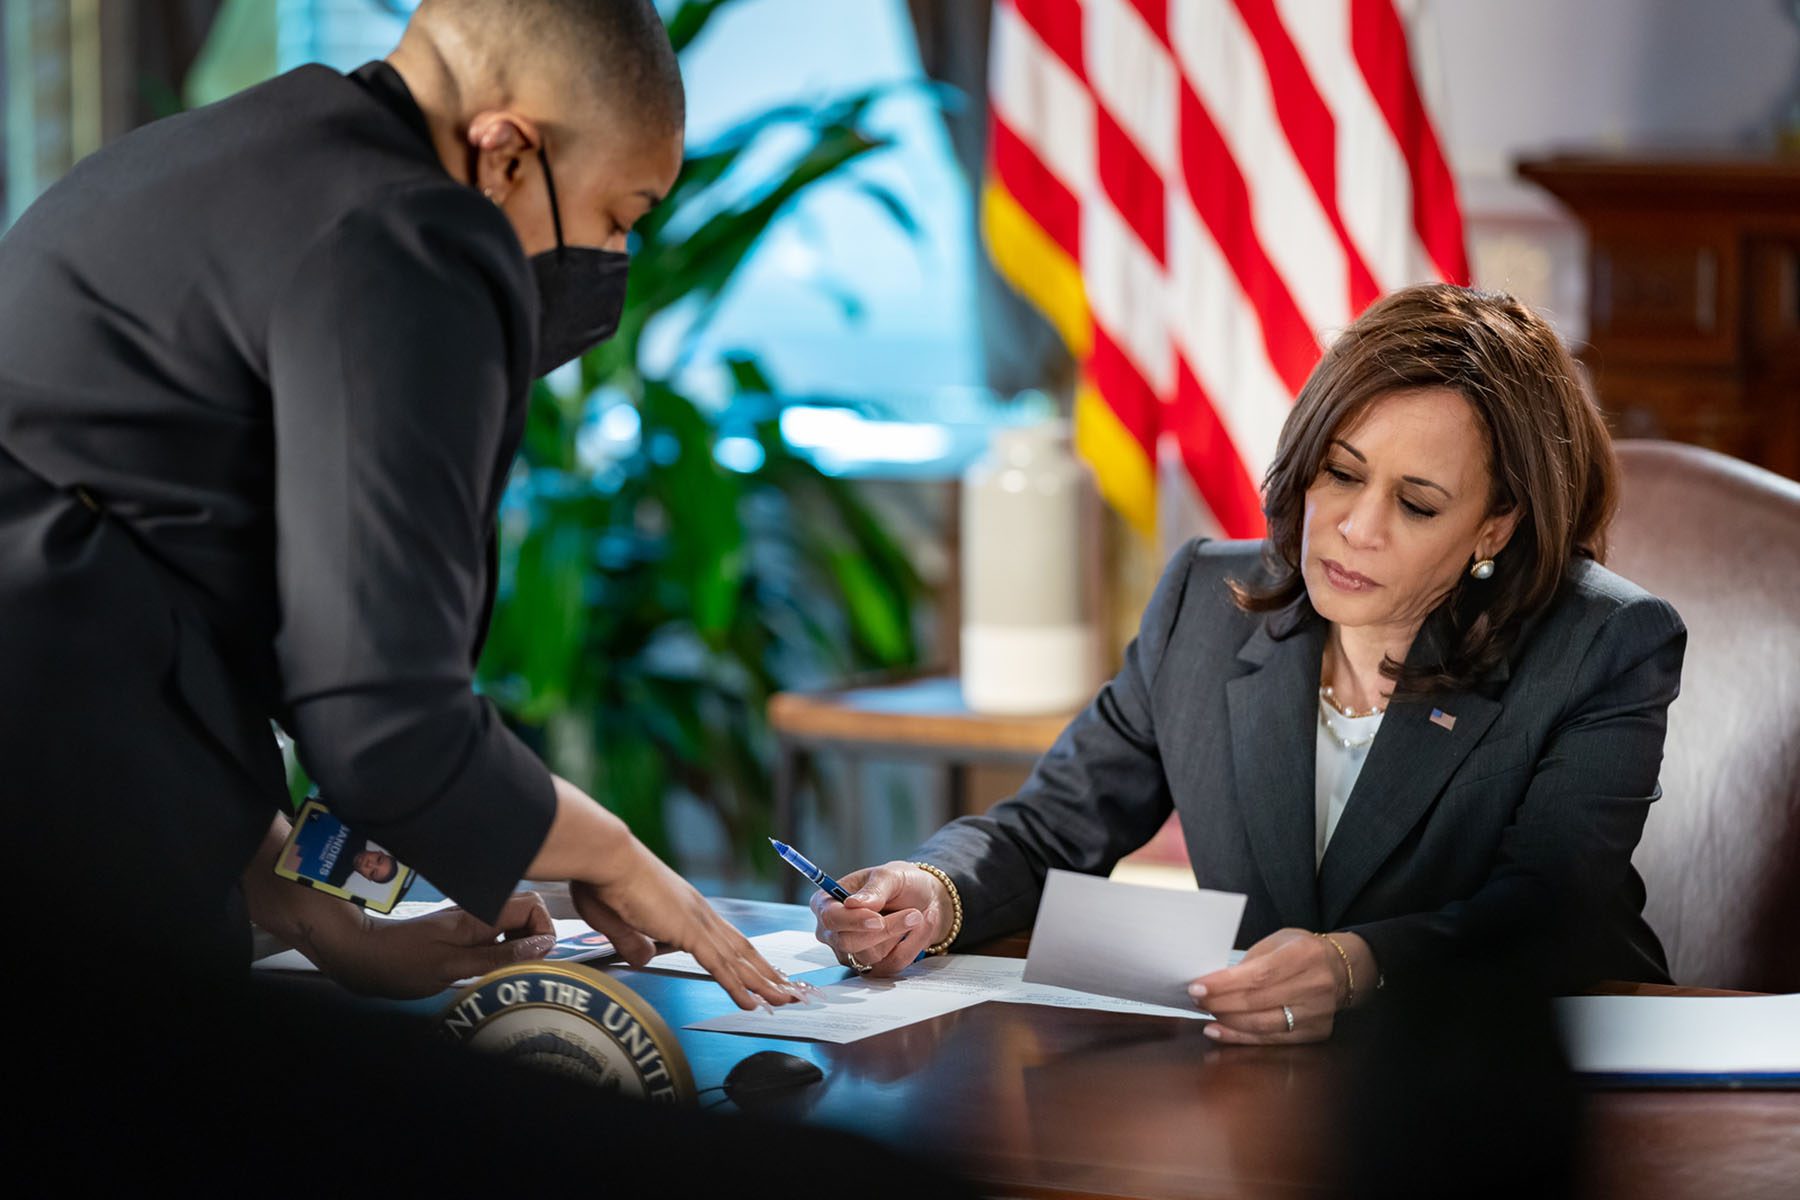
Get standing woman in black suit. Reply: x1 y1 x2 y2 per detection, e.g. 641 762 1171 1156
812 284 1686 1043
0 0 802 1007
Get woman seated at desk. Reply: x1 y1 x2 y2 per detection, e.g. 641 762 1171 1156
811 284 1686 1044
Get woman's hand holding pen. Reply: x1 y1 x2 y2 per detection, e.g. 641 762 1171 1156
1187 927 1376 1044
810 861 953 976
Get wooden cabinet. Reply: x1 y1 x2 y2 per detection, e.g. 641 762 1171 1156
1517 155 1800 480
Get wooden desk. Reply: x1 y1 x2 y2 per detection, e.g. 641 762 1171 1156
767 677 1072 896
588 898 1798 1200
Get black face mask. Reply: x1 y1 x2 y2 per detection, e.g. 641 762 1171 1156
528 146 630 376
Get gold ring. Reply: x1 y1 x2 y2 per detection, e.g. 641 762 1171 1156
845 951 872 973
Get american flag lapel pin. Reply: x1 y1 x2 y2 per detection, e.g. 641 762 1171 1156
1429 708 1457 731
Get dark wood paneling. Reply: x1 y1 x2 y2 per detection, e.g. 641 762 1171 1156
1519 155 1800 481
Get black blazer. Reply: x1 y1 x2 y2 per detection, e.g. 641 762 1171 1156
0 63 552 961
917 539 1686 987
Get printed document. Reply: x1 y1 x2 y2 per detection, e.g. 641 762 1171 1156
645 928 841 979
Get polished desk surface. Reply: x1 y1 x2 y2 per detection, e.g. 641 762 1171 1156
768 676 1073 755
570 898 1800 1200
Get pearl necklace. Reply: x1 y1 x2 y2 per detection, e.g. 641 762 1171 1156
1319 685 1385 719
1318 686 1384 751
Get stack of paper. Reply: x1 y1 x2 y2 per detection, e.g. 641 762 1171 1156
1555 994 1800 1081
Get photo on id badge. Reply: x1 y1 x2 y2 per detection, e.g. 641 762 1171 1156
548 928 615 962
275 798 414 913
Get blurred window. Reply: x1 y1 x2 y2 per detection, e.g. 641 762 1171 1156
202 0 1004 472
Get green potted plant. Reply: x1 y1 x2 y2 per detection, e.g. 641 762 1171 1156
472 0 928 873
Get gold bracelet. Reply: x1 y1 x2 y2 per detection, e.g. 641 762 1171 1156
913 861 963 956
1316 932 1356 1007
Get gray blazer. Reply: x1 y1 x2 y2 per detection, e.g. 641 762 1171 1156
917 539 1685 987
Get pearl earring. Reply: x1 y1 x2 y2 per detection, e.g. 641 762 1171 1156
1470 557 1496 580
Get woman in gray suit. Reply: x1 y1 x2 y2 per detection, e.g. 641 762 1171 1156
812 283 1685 1044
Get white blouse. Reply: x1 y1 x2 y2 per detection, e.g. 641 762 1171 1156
1315 700 1384 867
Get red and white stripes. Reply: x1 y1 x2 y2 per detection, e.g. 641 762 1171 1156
985 0 1467 538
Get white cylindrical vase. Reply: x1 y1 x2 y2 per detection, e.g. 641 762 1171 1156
960 421 1097 714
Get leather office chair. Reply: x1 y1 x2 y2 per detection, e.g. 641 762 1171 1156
1608 440 1800 992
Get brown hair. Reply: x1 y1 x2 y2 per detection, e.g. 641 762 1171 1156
1231 283 1618 694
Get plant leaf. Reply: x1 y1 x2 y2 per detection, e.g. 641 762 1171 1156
851 179 921 240
664 0 737 55
824 547 913 666
640 383 746 643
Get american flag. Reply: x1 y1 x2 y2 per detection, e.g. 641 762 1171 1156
984 0 1468 537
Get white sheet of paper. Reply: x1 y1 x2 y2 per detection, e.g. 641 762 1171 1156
643 928 841 979
1554 994 1800 1074
249 947 315 973
379 898 460 921
1021 869 1247 1011
685 955 997 1043
937 955 1212 1020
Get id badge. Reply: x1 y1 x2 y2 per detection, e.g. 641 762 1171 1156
274 798 415 914
546 927 615 963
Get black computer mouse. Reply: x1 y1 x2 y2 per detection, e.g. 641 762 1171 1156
722 1050 825 1107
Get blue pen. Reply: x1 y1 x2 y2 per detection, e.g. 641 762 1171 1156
769 838 930 965
768 837 851 903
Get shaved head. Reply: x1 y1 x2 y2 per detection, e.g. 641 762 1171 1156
409 0 684 141
390 0 686 260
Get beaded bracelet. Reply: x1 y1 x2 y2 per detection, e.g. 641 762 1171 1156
913 861 963 955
